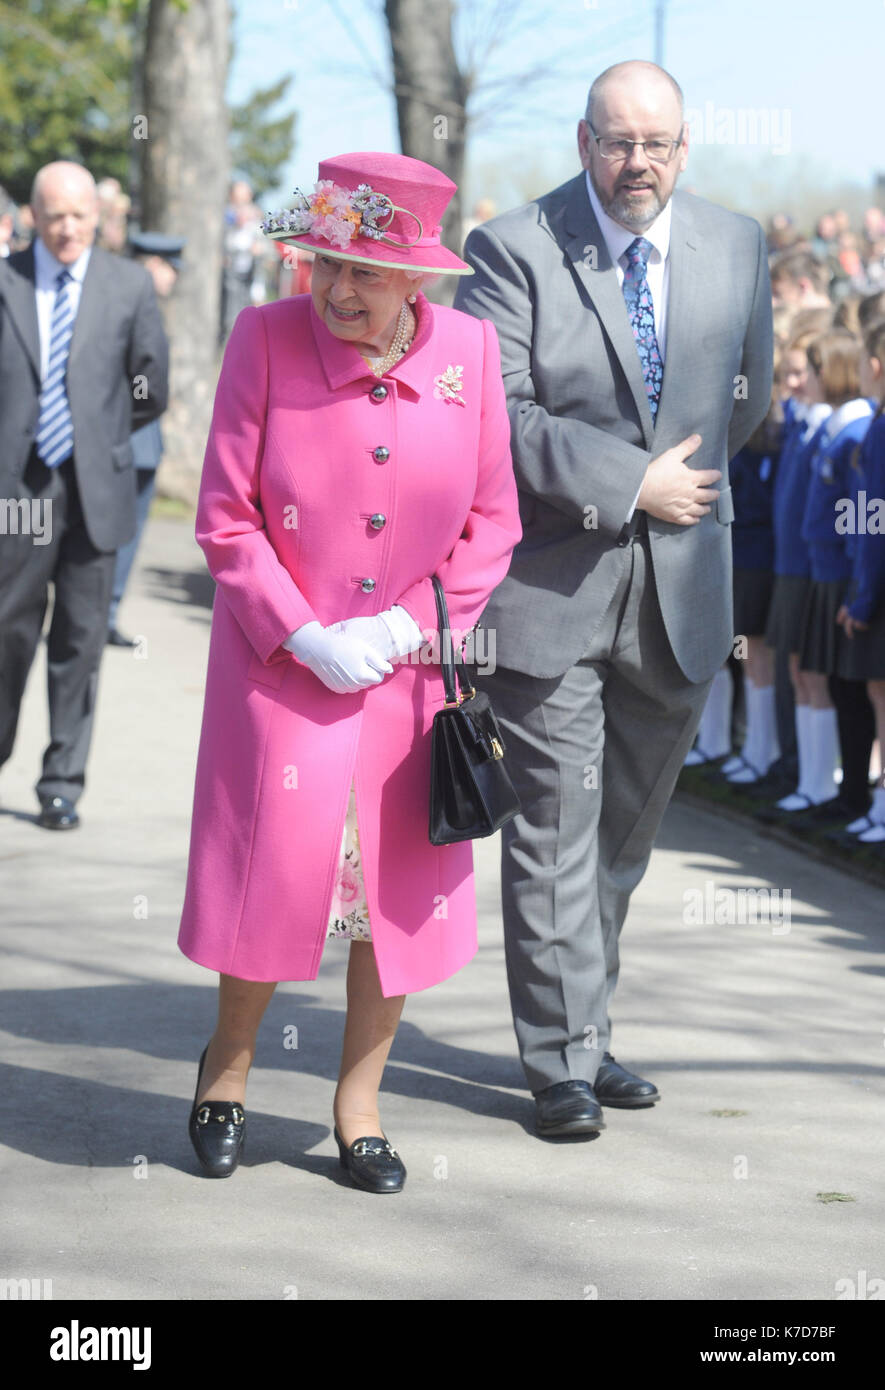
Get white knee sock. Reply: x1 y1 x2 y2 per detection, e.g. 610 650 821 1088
748 683 780 772
728 681 781 781
777 704 813 809
685 667 732 764
806 706 840 804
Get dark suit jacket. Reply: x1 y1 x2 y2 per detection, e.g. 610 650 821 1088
0 242 169 551
454 177 774 684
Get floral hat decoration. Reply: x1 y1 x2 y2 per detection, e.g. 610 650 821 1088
260 151 473 276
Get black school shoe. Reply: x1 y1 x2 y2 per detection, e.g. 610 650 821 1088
788 796 871 831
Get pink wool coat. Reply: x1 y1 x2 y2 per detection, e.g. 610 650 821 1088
177 292 521 996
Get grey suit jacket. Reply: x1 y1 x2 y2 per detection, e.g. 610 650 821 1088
453 176 774 684
0 243 169 551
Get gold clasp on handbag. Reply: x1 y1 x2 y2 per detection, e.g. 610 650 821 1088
444 683 475 709
489 737 503 760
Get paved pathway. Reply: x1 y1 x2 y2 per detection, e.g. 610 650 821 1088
2 515 883 1301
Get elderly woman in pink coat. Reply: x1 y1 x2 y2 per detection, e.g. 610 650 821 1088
177 152 521 1193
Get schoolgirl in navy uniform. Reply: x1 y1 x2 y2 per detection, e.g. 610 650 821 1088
761 321 835 815
691 311 833 779
721 401 782 783
795 330 874 820
836 317 885 841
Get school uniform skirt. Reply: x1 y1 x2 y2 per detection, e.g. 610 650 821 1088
835 603 885 681
798 578 844 674
765 574 811 652
734 568 774 637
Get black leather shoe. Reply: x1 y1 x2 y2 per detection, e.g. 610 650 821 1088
334 1128 406 1193
107 627 136 648
752 794 816 824
534 1080 605 1136
188 1045 246 1178
594 1052 660 1108
735 761 798 802
789 796 870 829
37 796 80 830
825 814 879 848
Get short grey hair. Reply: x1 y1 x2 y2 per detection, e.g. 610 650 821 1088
30 161 97 210
585 60 684 130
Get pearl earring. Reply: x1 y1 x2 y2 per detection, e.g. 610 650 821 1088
407 293 417 303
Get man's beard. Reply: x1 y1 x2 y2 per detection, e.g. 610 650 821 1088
590 167 665 231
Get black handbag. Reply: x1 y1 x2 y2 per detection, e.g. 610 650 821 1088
428 575 521 845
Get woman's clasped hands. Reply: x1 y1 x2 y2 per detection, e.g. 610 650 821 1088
283 606 425 694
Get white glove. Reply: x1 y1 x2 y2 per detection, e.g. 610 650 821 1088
328 606 425 662
282 621 393 693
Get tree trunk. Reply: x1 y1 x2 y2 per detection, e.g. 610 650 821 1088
140 0 230 503
384 0 467 304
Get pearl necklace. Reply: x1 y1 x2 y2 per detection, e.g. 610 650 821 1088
361 300 415 377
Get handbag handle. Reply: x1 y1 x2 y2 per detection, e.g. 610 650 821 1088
431 575 475 707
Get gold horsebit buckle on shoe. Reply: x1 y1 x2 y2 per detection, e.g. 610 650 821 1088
352 1139 398 1158
196 1104 245 1126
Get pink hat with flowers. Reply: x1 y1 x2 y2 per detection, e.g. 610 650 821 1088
260 151 472 276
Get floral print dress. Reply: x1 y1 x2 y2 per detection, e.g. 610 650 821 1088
326 782 372 941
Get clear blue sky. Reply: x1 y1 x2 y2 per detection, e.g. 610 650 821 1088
229 0 885 217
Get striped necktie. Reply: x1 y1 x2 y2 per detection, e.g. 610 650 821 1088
622 237 663 422
36 268 75 468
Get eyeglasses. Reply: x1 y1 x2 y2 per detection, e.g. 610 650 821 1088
588 125 684 165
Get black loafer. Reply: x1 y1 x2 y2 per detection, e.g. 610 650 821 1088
107 627 137 648
37 795 80 830
534 1080 605 1136
188 1045 246 1178
334 1128 406 1193
594 1052 660 1108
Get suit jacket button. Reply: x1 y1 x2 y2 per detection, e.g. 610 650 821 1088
370 513 387 530
372 445 390 462
370 385 388 402
361 578 376 593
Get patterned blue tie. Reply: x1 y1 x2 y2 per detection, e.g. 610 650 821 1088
36 268 75 468
622 237 663 422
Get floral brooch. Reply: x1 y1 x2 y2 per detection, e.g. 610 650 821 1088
433 364 466 406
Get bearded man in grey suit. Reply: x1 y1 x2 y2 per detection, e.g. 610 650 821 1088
0 162 168 829
454 61 773 1137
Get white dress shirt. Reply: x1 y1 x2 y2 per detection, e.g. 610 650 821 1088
33 237 92 383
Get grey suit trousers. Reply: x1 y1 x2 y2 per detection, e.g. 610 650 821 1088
475 529 713 1094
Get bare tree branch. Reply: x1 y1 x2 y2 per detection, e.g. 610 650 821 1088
326 0 392 90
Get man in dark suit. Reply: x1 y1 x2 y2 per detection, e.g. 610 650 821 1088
455 62 773 1136
0 161 169 828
